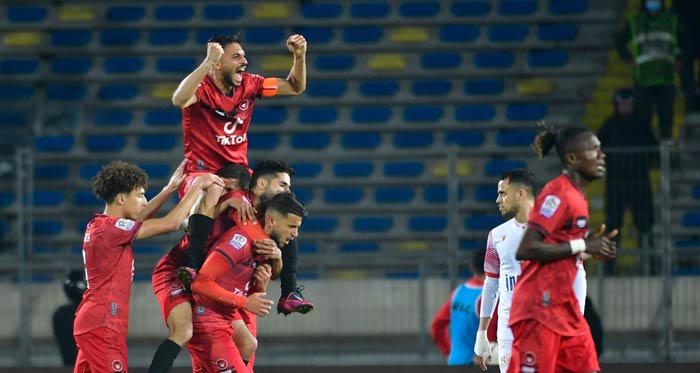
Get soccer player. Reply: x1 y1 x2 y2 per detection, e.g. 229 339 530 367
170 32 310 316
189 192 307 373
507 123 617 373
73 161 222 373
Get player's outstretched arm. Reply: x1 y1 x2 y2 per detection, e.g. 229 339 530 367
136 159 187 221
137 173 224 239
276 34 306 96
172 42 224 108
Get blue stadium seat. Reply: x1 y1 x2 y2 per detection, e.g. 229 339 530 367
548 0 588 15
496 130 537 147
74 191 101 206
464 79 505 95
485 159 527 176
252 107 287 125
34 246 59 255
250 134 281 150
353 217 393 233
149 29 188 46
33 191 64 207
506 103 547 121
299 242 319 254
154 5 194 21
465 214 503 230
104 57 144 74
315 55 355 71
196 29 233 44
298 107 339 124
302 217 339 232
384 161 425 177
157 57 196 73
86 135 127 152
324 187 364 204
439 25 480 43
293 162 322 178
455 105 496 121
93 109 132 127
404 106 444 122
386 271 420 279
692 184 700 199
498 0 538 16
375 187 415 203
51 57 92 75
424 186 463 203
79 164 102 179
412 80 452 96
681 212 700 227
400 1 439 17
51 30 92 47
291 133 330 150
0 58 39 74
538 24 578 41
34 164 69 180
473 51 515 69
133 245 161 254
246 27 285 44
77 219 92 234
105 6 145 22
334 162 374 177
352 107 392 123
34 220 63 236
474 185 495 202
7 5 48 22
0 109 28 127
343 27 383 44
528 50 569 67
489 25 529 42
675 239 700 249
306 81 347 97
421 52 462 69
359 81 399 96
409 216 447 232
145 109 180 126
0 192 14 207
394 132 433 148
451 1 490 16
138 135 177 151
295 27 334 44
301 3 342 19
34 136 74 152
203 4 243 20
139 163 171 179
0 85 35 101
340 242 380 252
98 84 139 100
292 187 314 203
101 29 140 46
350 3 391 18
47 84 86 101
445 130 486 147
342 132 382 149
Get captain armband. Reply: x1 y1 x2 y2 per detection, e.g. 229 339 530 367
262 78 278 97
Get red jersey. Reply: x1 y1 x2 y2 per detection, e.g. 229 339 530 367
74 215 142 335
182 73 266 173
509 174 590 336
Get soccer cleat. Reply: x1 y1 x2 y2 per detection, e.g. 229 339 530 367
277 286 314 316
175 266 197 291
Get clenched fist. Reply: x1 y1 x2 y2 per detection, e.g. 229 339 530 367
286 34 307 57
206 42 225 64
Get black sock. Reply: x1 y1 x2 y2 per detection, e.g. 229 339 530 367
280 238 299 297
149 339 181 373
185 214 215 270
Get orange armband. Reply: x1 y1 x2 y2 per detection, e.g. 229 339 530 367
262 78 278 97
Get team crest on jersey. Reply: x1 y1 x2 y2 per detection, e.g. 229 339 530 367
576 217 588 228
83 233 91 242
115 219 135 231
539 195 561 218
238 99 250 111
229 234 248 250
523 351 537 367
111 360 123 371
216 359 228 369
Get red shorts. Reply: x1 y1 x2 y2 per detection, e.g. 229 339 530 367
233 309 258 338
74 327 127 373
189 325 248 373
152 257 192 324
508 319 599 373
178 172 208 199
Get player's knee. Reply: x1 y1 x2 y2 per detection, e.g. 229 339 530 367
169 322 193 346
238 336 258 360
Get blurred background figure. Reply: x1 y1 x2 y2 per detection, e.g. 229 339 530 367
673 0 700 112
52 269 87 367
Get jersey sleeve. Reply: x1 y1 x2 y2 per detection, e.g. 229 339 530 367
431 291 453 357
212 230 252 268
104 218 142 247
528 189 569 237
483 230 500 278
248 73 266 98
194 80 214 108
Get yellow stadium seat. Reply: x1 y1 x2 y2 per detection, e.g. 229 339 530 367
252 3 291 19
3 31 42 47
517 78 557 96
261 55 291 72
432 160 472 178
150 84 178 100
398 241 428 251
390 28 429 43
58 6 95 22
368 54 406 71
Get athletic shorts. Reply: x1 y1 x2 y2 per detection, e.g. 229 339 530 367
152 257 192 324
74 327 127 373
508 319 599 373
178 172 208 199
189 325 248 373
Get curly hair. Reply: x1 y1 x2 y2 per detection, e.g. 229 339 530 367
532 121 590 163
92 161 148 203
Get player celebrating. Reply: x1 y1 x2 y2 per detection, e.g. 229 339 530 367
507 123 617 373
73 161 222 373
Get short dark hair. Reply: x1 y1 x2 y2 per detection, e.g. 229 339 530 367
471 248 485 276
500 168 537 197
249 160 294 189
265 192 307 219
532 121 590 164
217 163 251 191
92 161 148 203
208 33 243 48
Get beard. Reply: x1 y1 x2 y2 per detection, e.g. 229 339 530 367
501 206 518 220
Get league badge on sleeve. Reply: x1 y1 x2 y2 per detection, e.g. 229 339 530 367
115 218 136 231
229 234 248 250
539 195 561 218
